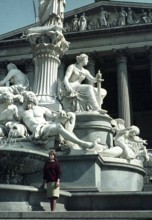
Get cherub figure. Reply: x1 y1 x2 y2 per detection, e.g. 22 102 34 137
0 91 27 139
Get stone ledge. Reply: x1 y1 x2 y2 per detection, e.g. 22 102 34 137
0 211 152 219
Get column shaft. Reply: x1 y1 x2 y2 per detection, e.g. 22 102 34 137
33 52 60 103
25 60 34 90
57 62 65 97
147 50 152 92
86 55 96 86
116 52 131 127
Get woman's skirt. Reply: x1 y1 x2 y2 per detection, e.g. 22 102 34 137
46 182 60 198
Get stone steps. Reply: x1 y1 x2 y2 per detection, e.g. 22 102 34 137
0 211 152 220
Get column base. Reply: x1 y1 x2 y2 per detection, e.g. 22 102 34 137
39 100 62 111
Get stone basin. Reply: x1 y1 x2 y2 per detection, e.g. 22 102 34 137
0 148 48 184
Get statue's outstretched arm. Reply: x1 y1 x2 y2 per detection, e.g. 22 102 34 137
0 70 15 86
86 70 97 83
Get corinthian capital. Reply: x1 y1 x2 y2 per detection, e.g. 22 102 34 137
26 26 70 54
113 48 129 63
145 46 152 60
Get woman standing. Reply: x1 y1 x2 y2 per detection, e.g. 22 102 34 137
41 150 61 211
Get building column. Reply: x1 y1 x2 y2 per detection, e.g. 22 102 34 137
25 60 34 90
57 60 65 100
86 53 96 85
0 62 7 82
146 46 152 92
115 49 131 127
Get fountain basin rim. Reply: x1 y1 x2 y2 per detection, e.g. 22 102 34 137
0 184 71 196
0 184 38 192
0 148 48 158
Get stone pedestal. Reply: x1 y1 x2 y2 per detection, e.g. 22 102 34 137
60 154 145 192
74 112 114 148
0 142 146 212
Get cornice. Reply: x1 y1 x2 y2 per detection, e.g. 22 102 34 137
0 38 29 47
0 22 152 48
64 23 152 40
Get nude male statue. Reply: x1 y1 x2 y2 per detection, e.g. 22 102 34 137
21 91 94 149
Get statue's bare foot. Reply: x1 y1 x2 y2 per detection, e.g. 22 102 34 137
81 142 94 150
87 139 107 153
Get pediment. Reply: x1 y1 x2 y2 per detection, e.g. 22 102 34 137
64 0 152 33
0 23 38 42
0 1 152 42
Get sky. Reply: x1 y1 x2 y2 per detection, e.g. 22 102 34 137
0 0 151 35
0 0 94 35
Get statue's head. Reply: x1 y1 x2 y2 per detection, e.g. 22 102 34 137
7 63 17 71
76 54 88 65
23 91 38 107
1 91 14 104
130 125 140 136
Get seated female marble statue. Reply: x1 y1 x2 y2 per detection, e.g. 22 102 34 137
60 54 107 114
0 63 29 95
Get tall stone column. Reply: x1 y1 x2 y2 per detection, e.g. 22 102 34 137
27 26 69 110
146 46 152 92
25 60 34 90
0 62 7 81
86 53 96 86
115 49 131 127
57 60 65 99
